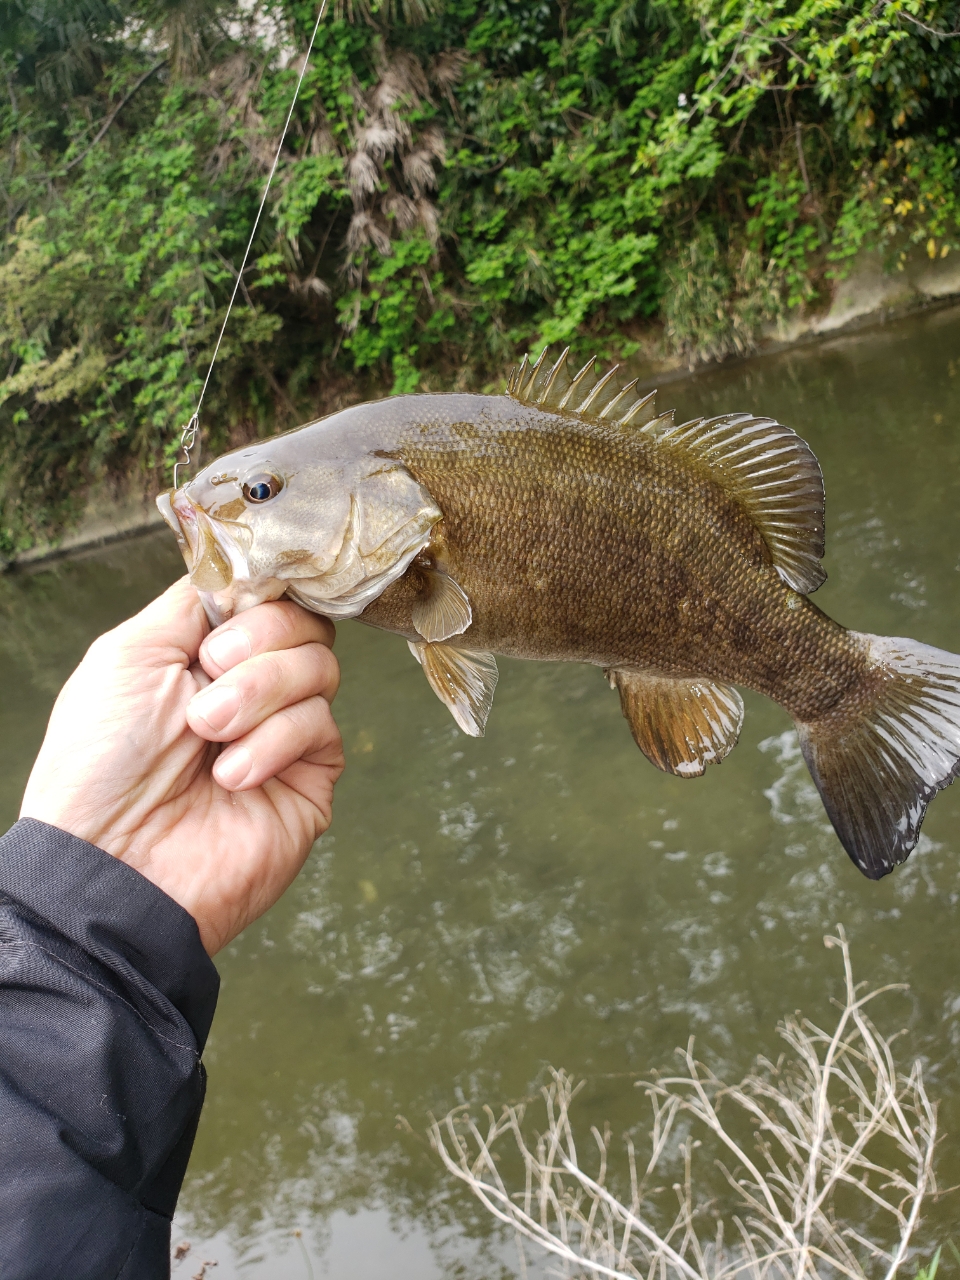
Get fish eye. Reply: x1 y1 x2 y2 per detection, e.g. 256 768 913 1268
242 473 283 504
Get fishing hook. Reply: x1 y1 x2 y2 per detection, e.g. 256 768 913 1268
173 413 200 490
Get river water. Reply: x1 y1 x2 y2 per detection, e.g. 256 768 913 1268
3 305 960 1276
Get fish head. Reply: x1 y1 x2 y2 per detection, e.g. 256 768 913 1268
157 430 441 627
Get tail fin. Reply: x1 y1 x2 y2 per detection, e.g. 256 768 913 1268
796 634 960 879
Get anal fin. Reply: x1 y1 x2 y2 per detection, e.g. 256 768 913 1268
610 669 744 777
409 641 499 737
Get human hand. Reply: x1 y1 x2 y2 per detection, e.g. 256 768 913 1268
20 577 344 955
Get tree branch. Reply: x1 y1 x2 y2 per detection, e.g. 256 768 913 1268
64 60 168 173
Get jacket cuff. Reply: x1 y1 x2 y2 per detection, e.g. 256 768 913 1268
0 818 219 1048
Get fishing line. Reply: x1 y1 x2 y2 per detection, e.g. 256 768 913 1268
174 0 328 488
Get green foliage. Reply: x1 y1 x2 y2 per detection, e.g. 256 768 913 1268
2 0 960 550
916 1246 942 1280
663 226 781 365
338 233 455 391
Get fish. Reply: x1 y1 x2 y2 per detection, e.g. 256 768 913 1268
158 347 960 880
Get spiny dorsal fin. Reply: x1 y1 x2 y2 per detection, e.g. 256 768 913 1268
508 347 826 595
610 668 744 777
642 411 826 594
507 347 659 430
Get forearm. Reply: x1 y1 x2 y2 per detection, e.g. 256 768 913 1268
0 819 219 1280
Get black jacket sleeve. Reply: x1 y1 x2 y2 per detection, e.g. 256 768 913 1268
0 818 219 1280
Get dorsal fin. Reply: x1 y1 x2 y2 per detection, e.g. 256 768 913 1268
508 347 659 430
642 411 826 594
508 347 826 595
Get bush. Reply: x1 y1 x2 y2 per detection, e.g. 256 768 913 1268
431 929 939 1279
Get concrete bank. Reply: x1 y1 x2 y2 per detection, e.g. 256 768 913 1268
8 488 168 571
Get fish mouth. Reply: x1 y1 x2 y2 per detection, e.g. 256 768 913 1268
157 489 281 627
157 489 236 593
156 491 188 552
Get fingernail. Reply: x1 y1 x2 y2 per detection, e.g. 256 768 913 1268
215 746 252 788
190 684 241 732
205 628 251 672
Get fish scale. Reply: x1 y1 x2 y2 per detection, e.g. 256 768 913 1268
158 349 960 882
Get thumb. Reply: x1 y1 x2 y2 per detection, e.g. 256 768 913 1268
109 576 209 667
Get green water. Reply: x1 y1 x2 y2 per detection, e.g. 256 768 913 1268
3 305 960 1276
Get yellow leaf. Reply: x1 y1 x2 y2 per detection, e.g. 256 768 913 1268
927 238 937 260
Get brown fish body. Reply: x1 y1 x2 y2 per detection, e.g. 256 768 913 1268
160 348 960 881
354 393 861 725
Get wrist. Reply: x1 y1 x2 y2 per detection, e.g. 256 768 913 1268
105 846 228 956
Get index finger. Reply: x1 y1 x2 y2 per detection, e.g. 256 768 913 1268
200 599 336 678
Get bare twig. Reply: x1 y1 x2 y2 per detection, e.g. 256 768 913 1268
64 60 168 173
891 5 960 37
430 929 937 1280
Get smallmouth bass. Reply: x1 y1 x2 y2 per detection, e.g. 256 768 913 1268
158 347 960 880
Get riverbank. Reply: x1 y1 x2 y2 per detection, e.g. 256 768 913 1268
10 257 960 571
618 243 960 387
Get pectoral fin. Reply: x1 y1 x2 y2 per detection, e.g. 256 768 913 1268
409 640 499 737
412 569 473 642
610 669 743 777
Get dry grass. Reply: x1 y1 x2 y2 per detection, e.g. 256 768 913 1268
430 929 937 1280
